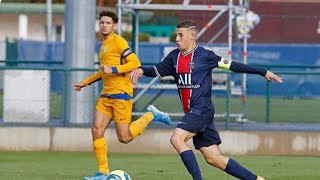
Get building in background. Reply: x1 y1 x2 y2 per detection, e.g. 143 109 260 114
0 0 319 43
178 0 320 43
0 3 64 41
0 2 115 41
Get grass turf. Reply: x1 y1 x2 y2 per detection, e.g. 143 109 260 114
0 151 319 180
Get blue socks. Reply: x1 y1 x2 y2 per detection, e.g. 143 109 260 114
180 150 203 180
180 151 256 180
224 158 257 180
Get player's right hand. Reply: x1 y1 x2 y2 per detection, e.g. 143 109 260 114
265 70 283 83
130 68 143 84
72 82 85 91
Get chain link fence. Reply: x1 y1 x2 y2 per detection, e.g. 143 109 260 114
0 66 319 130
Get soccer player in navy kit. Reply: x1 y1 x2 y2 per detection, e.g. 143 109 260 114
131 20 283 180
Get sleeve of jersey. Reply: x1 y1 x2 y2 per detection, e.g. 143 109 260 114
114 52 141 74
141 66 157 77
82 70 103 86
218 58 267 76
207 50 223 69
141 55 173 77
112 39 141 74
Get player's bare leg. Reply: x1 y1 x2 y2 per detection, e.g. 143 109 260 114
115 105 172 144
200 144 261 180
199 145 228 170
92 111 112 140
115 123 133 144
170 128 203 180
83 111 112 180
170 128 195 153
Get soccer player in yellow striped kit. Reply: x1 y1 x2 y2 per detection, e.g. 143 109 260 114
73 11 172 180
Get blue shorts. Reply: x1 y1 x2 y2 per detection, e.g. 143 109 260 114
176 112 222 150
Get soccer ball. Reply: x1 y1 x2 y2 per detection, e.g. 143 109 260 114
106 170 131 180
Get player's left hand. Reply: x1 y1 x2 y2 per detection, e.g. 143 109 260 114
265 70 283 83
100 65 112 74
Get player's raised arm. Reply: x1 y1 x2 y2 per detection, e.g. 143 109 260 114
217 58 283 83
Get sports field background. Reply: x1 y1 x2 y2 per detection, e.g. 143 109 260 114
0 151 319 180
1 94 318 124
135 95 320 123
0 1 320 180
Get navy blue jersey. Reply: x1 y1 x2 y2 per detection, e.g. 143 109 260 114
142 46 266 120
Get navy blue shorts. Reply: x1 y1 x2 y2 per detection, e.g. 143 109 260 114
176 112 221 150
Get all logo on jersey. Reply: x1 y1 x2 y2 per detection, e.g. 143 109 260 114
179 73 192 86
178 73 200 89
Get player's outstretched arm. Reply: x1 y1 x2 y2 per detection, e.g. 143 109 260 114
130 68 144 84
72 82 86 91
265 70 283 83
218 59 283 83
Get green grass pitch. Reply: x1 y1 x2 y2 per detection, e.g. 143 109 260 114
0 151 319 180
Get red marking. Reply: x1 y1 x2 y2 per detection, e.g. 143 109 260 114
243 51 247 57
208 4 213 8
228 50 232 56
242 95 247 101
205 24 210 29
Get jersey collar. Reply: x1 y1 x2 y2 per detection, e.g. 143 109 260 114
104 33 116 44
181 45 198 56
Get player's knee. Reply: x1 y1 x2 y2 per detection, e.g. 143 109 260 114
91 126 104 137
169 135 176 146
205 157 217 166
117 135 132 144
170 135 181 147
205 156 225 170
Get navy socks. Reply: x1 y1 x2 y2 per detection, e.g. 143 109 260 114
180 150 203 180
180 151 257 180
224 158 257 180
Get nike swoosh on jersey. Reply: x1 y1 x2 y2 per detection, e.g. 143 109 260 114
178 122 187 124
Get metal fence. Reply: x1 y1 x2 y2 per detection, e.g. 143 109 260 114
0 65 319 130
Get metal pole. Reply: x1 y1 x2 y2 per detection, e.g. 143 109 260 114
266 79 271 124
206 23 229 45
226 0 233 129
242 3 248 118
64 0 96 124
120 4 237 11
46 0 52 41
132 0 139 56
117 0 122 36
197 8 228 40
18 14 28 40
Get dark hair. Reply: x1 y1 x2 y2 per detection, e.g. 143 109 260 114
99 11 119 23
176 20 198 31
